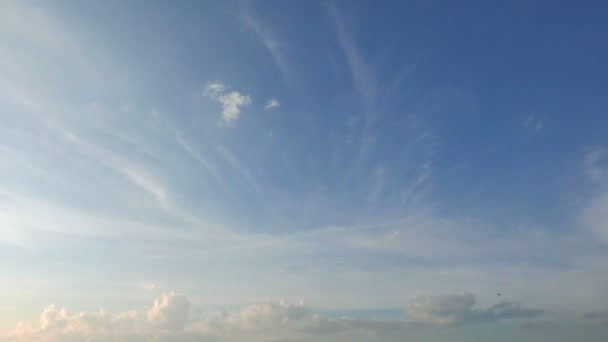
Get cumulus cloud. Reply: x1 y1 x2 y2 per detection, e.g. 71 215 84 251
5 292 548 341
6 295 313 340
147 291 191 332
195 299 308 333
407 292 544 326
265 99 280 110
7 304 139 342
204 82 252 125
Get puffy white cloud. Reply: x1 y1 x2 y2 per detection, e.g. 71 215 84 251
6 304 140 342
148 291 191 332
205 82 226 96
204 82 252 125
407 293 544 326
5 292 549 341
231 299 307 330
195 299 308 333
265 99 280 110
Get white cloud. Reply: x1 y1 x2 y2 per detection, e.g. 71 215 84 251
584 147 605 181
407 293 544 326
581 147 608 241
5 297 311 341
265 99 280 110
119 167 167 204
1 292 553 341
386 230 400 240
7 304 139 342
407 292 476 325
327 4 377 103
240 5 291 84
582 187 608 241
147 291 191 332
47 121 171 207
196 299 308 333
216 145 264 199
174 133 224 187
524 116 543 132
204 82 226 96
204 82 252 125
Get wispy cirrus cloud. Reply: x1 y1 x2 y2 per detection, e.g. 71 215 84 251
204 82 252 125
216 144 264 199
240 3 291 84
326 3 377 103
48 121 171 207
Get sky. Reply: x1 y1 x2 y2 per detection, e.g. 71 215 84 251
1 0 608 341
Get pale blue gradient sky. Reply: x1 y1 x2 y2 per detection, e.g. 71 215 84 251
1 0 608 340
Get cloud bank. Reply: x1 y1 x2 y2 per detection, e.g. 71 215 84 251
407 292 545 326
147 291 191 332
5 292 549 341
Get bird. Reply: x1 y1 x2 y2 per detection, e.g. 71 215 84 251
497 293 502 296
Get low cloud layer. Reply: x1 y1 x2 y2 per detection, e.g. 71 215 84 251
4 292 551 341
191 299 308 335
407 292 545 326
147 291 191 332
7 304 139 342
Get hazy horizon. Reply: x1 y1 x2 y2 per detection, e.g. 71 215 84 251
1 0 607 341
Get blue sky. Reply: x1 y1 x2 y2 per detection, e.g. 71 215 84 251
1 0 608 340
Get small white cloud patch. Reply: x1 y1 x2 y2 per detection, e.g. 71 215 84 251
265 99 280 110
204 82 252 125
584 147 605 181
524 116 543 132
386 230 400 240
